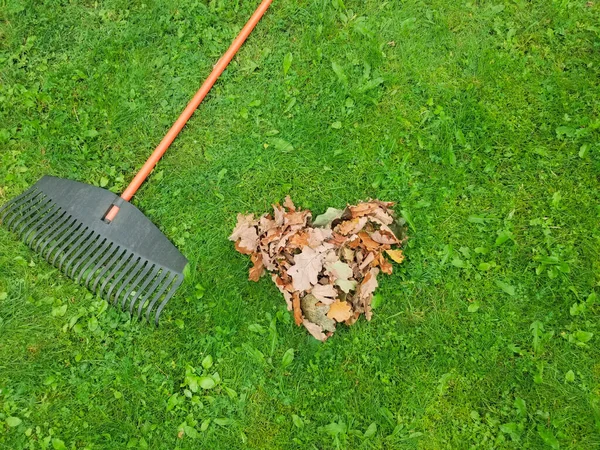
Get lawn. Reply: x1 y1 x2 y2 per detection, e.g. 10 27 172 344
1 0 599 448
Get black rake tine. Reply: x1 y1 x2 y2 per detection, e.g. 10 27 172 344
0 188 38 222
23 204 61 245
129 265 160 315
137 269 168 319
112 258 144 306
5 191 44 228
121 262 153 310
57 228 94 270
11 197 50 234
73 237 109 282
84 241 117 286
91 247 127 292
63 231 99 276
38 215 75 257
16 200 54 238
33 211 68 253
146 271 177 322
155 274 184 325
99 251 133 298
48 221 83 265
106 255 139 304
0 188 37 220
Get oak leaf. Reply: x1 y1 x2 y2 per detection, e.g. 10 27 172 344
359 268 380 300
292 292 303 325
358 231 380 252
313 207 343 228
302 319 327 341
249 253 264 281
326 300 353 322
229 214 259 253
287 246 324 292
326 260 357 293
337 217 368 235
349 202 380 217
371 229 399 245
310 283 338 305
386 249 405 264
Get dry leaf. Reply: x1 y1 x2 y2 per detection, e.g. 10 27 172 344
249 253 264 281
229 213 259 253
312 207 343 227
310 283 338 305
292 292 303 325
386 249 405 264
358 231 380 252
302 319 327 341
326 260 357 293
283 195 296 211
349 202 380 217
288 231 310 248
371 230 399 245
326 300 353 322
358 252 376 270
287 246 325 292
377 252 393 275
337 217 368 235
360 268 379 300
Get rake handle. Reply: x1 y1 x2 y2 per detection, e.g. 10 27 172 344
105 0 273 221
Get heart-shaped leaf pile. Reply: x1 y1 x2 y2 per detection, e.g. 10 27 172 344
230 197 407 341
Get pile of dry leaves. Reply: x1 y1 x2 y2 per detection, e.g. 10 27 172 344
229 197 407 341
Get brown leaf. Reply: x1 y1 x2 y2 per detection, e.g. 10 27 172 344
288 231 310 248
307 227 332 248
284 210 311 226
377 252 393 275
272 204 286 226
326 300 353 322
386 249 405 264
287 246 325 292
302 319 327 341
359 268 379 300
230 213 259 253
358 252 376 271
292 292 303 326
283 195 296 211
310 283 338 305
337 217 368 235
235 240 254 255
249 253 264 281
345 311 361 326
371 230 399 245
349 202 380 218
370 208 395 225
358 231 380 252
330 233 349 246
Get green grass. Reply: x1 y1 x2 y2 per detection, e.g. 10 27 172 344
1 0 599 448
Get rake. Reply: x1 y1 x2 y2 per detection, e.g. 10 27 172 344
0 0 273 325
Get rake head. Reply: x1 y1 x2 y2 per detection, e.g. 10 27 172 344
0 176 187 325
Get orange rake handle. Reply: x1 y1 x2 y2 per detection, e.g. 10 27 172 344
105 0 273 222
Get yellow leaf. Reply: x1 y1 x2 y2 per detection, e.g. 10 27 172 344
386 249 405 264
326 300 353 322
